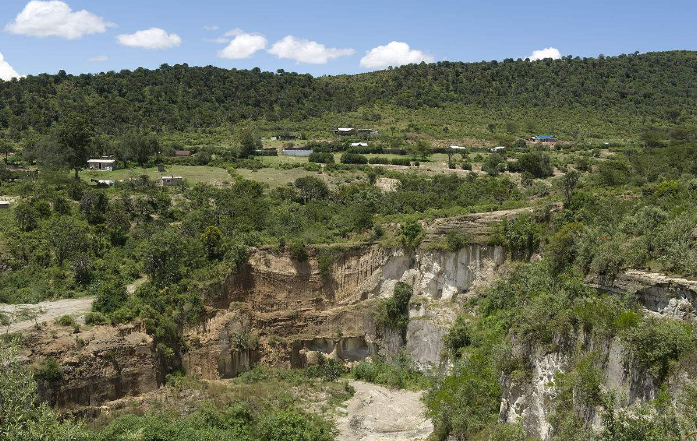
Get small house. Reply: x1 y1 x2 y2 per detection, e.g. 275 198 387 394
87 158 116 171
531 135 558 145
0 201 9 209
332 128 356 136
276 134 297 141
175 150 192 156
161 176 183 186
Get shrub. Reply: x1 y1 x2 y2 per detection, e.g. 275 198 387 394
368 156 391 165
340 152 368 164
55 315 76 327
305 355 345 382
399 219 424 249
308 152 334 164
34 358 63 382
377 282 412 337
445 232 471 252
84 312 109 325
623 317 695 382
391 157 411 166
443 315 471 357
351 353 426 389
289 239 308 262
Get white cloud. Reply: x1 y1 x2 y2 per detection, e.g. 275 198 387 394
528 47 562 61
5 1 114 40
203 25 219 31
224 28 253 38
0 53 20 81
360 41 433 69
268 36 355 64
117 28 181 50
88 55 107 62
218 31 267 59
205 37 230 44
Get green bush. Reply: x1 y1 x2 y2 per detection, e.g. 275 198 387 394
377 282 412 337
623 317 695 382
289 239 308 262
340 152 368 164
55 315 76 327
84 311 109 325
351 353 426 389
308 152 334 164
390 157 411 166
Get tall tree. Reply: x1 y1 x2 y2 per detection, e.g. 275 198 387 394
54 113 94 179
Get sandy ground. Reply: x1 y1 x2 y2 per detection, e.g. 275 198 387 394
0 297 94 333
336 381 433 441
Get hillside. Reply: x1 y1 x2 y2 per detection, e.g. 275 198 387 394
1 51 696 142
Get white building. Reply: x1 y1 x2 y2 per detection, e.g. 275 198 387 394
87 159 116 171
161 176 183 186
350 142 368 147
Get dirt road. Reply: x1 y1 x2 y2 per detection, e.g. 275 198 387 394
336 380 433 441
0 297 94 333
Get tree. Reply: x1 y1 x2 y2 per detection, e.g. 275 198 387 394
411 140 432 160
516 152 553 178
294 176 329 203
46 216 89 266
80 191 109 224
0 139 14 164
118 130 159 166
14 201 38 232
143 229 189 287
561 170 581 207
234 124 261 158
54 112 95 179
483 153 506 176
200 226 224 260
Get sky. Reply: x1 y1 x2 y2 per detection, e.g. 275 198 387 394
0 0 696 80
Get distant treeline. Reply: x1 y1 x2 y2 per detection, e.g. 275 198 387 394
1 51 696 138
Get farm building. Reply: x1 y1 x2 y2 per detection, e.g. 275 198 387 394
276 134 298 141
490 146 506 153
530 135 558 145
161 176 183 186
282 149 313 157
175 150 192 156
0 201 9 209
87 158 116 171
449 145 467 150
350 142 368 147
333 127 356 135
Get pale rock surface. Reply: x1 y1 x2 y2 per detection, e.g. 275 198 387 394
336 381 433 441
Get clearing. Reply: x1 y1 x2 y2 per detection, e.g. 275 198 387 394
336 380 433 441
0 297 94 333
82 165 232 185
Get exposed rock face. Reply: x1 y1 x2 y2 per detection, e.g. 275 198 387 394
500 269 697 440
24 208 517 411
588 270 697 321
21 323 160 410
195 243 507 375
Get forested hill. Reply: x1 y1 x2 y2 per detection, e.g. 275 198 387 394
0 50 696 136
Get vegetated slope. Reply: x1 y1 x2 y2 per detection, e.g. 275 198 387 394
0 51 695 137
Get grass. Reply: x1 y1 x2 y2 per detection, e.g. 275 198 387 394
82 165 232 185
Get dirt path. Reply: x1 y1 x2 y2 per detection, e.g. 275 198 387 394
0 297 94 333
336 381 433 441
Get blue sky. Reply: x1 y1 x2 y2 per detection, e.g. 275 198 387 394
0 0 696 79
